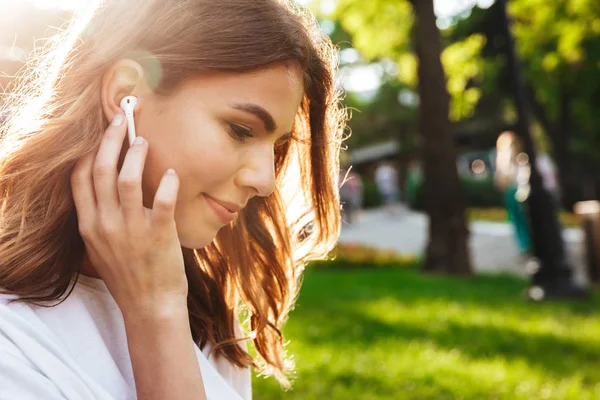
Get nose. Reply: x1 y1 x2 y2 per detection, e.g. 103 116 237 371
236 145 276 197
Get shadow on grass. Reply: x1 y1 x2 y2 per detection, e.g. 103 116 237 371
284 365 477 400
291 267 600 385
256 363 499 400
298 306 600 384
302 265 600 316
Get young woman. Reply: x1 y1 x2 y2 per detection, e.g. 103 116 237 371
494 131 531 255
0 1 345 399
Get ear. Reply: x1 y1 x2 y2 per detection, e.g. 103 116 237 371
100 59 151 123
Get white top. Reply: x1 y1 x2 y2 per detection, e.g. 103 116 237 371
374 164 398 194
536 154 558 191
0 275 252 400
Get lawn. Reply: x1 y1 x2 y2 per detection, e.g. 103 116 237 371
468 207 580 228
252 263 600 399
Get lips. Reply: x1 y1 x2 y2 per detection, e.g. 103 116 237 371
203 194 242 225
213 199 241 213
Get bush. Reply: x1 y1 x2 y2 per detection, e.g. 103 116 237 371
310 242 418 269
468 207 580 228
462 177 505 207
361 178 383 209
408 175 504 210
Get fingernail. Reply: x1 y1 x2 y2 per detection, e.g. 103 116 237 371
133 136 145 145
166 168 176 176
111 113 124 126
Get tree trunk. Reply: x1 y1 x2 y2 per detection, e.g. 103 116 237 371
554 85 580 208
498 0 586 299
527 84 581 209
411 0 472 275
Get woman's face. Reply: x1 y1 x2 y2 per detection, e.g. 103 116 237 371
131 64 304 248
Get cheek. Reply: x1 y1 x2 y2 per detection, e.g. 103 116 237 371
140 114 241 201
182 147 237 193
179 121 242 194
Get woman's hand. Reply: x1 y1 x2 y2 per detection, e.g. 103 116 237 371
71 112 188 317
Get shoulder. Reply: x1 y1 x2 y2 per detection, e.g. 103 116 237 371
0 303 67 400
0 295 50 354
0 292 111 400
0 294 37 331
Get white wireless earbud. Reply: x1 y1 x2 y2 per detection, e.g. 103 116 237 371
119 95 138 146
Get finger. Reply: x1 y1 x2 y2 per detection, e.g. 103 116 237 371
71 152 97 234
93 113 128 216
151 169 179 230
118 136 148 226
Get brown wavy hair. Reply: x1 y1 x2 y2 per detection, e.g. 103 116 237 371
0 0 345 386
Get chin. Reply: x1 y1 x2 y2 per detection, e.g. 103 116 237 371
178 230 218 250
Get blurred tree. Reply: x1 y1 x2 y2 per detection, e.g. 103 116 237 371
410 0 471 274
322 20 418 149
343 79 417 149
330 0 477 274
498 0 587 299
510 0 600 207
330 0 487 121
450 0 600 209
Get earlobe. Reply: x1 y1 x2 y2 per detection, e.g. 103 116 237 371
100 59 147 123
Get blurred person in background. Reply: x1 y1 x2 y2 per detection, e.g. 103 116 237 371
0 1 346 399
494 131 532 255
536 152 561 208
339 165 363 225
375 160 400 215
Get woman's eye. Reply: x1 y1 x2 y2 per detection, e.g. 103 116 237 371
226 122 254 142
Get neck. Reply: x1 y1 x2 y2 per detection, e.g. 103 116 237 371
80 252 101 279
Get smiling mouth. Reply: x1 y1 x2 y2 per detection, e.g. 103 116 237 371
203 194 242 225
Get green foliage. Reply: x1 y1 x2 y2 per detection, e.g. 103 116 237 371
468 207 580 228
447 0 600 167
253 267 600 399
442 34 487 121
334 0 414 74
361 178 383 209
331 0 487 121
508 0 600 161
342 77 418 148
461 177 504 208
311 243 418 268
509 0 600 69
408 176 505 210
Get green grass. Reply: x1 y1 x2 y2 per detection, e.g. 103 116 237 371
253 264 600 399
468 207 579 228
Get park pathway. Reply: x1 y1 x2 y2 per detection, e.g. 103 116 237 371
338 206 588 285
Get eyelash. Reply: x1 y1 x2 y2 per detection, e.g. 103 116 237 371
226 122 254 142
225 121 294 147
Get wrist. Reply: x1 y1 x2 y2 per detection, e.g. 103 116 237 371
121 296 189 326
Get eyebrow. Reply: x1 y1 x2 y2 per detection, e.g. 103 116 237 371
228 102 277 133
